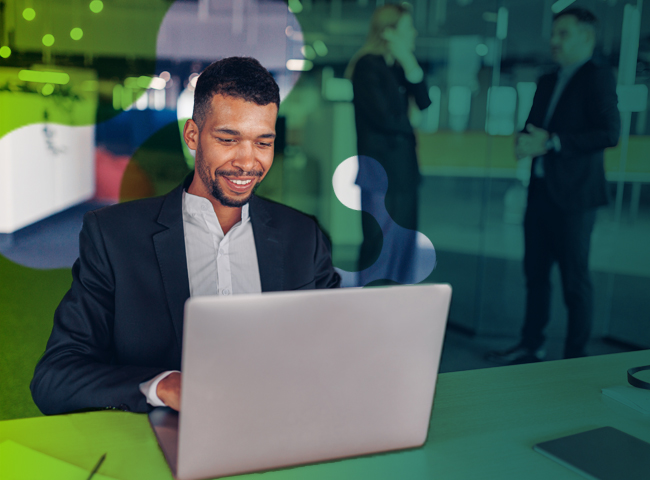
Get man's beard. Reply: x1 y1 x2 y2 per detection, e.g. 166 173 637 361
196 146 263 208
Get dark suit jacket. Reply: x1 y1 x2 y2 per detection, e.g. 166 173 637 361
352 54 431 193
31 176 340 415
525 59 620 210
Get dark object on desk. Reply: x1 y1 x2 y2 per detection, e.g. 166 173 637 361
85 453 106 480
534 427 650 480
628 365 650 390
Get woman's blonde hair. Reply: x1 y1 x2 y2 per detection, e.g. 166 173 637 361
345 3 412 79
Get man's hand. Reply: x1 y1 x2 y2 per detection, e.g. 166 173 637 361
157 371 181 411
383 29 415 66
515 124 550 159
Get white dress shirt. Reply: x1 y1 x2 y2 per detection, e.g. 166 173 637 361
139 190 262 406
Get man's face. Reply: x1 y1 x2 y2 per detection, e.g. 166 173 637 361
551 15 594 67
187 94 277 207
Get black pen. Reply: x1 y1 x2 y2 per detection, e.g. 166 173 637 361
85 453 106 480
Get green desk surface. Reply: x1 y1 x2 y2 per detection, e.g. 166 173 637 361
1 350 649 480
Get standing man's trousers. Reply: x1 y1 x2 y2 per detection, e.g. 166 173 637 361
522 177 597 358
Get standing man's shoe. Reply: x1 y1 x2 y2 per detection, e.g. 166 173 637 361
485 345 546 365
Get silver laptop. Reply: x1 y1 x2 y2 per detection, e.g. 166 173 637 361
149 284 452 480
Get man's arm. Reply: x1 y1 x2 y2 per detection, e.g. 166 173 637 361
30 211 167 415
313 222 341 289
553 66 620 157
515 75 552 160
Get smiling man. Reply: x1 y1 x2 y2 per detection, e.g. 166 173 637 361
31 57 340 415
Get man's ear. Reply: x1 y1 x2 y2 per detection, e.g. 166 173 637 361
580 25 596 48
183 119 199 151
586 29 596 48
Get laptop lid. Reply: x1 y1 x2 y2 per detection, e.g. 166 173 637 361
155 284 451 480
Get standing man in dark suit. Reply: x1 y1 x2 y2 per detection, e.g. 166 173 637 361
31 57 340 415
487 8 620 364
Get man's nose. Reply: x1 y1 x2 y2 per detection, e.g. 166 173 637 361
232 141 256 172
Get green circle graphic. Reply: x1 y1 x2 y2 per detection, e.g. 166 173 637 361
42 34 55 47
0 46 11 58
89 0 104 13
70 28 84 40
22 8 36 21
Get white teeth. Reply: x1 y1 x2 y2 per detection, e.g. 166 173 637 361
230 179 252 185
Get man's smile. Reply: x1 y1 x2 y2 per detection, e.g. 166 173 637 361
219 174 260 194
228 179 253 186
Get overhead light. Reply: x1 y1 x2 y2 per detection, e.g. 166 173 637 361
288 0 303 14
551 0 576 14
23 8 36 21
41 84 55 96
150 77 166 90
496 7 508 40
301 45 316 60
19 70 70 84
42 34 55 47
286 59 313 71
313 40 328 56
89 0 104 14
113 85 123 110
70 28 84 41
136 76 153 89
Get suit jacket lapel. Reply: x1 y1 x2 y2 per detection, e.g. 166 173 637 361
537 72 558 127
250 195 284 292
152 180 191 348
547 61 591 129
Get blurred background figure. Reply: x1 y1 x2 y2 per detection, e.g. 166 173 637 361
346 3 431 286
487 7 620 365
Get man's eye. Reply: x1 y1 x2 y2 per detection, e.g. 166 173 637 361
259 142 273 147
218 138 234 143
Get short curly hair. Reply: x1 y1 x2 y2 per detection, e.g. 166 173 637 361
192 57 280 129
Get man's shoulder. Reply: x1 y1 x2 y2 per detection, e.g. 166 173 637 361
571 58 615 81
86 187 178 228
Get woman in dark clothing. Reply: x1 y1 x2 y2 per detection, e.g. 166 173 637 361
346 4 431 285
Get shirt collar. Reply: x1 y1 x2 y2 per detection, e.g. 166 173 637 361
182 190 250 224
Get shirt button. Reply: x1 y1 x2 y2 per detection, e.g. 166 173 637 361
222 289 230 295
